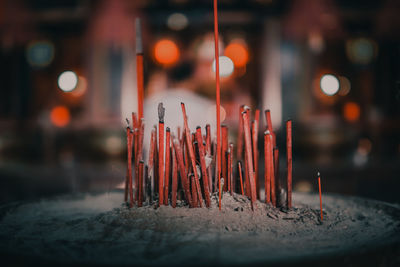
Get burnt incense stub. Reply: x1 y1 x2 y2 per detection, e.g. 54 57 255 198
158 102 165 123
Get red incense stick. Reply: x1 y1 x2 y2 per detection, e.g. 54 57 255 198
254 109 260 199
286 119 292 209
273 147 280 198
158 103 165 206
269 134 276 207
164 127 171 205
171 147 178 208
265 109 276 146
196 127 211 207
138 160 144 207
221 125 228 191
318 172 323 221
172 138 193 207
181 103 203 207
136 120 144 201
229 143 234 195
148 130 156 202
205 124 213 193
213 0 222 211
242 111 257 210
125 126 131 202
237 105 244 159
238 161 244 195
135 18 144 120
190 174 198 208
264 131 271 204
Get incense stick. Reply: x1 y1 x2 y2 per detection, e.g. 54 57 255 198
171 147 178 208
213 0 222 211
158 103 165 206
173 138 193 207
196 127 211 207
242 111 257 210
318 172 323 221
181 103 203 207
286 119 292 209
264 131 271 204
135 18 144 120
238 161 244 195
221 125 228 191
164 127 171 205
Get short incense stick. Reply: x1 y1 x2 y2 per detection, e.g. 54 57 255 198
205 124 213 193
135 120 144 203
125 125 132 203
238 161 244 195
171 147 178 208
213 0 222 211
264 131 271 204
286 119 292 209
265 109 276 146
228 143 234 195
318 172 323 221
173 138 193 207
273 147 280 197
221 125 228 191
138 160 144 207
164 127 171 205
242 111 257 210
158 103 165 206
237 105 244 159
269 134 276 207
190 174 198 207
181 103 203 207
148 130 156 202
196 127 211 207
135 18 144 120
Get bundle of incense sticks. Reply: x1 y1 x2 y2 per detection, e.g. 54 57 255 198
124 103 294 211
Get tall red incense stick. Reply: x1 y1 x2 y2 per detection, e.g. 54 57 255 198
181 103 203 207
318 172 323 221
286 119 292 209
164 127 171 205
196 127 211 207
135 18 144 120
242 111 257 210
158 103 165 206
237 105 244 159
213 0 222 211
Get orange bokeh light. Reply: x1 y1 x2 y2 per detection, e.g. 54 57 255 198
343 102 360 122
224 42 249 67
50 106 71 127
154 39 180 66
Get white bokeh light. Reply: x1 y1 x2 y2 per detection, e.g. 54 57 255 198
58 71 78 92
212 56 234 77
320 74 340 96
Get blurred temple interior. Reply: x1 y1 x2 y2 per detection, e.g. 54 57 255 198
0 0 399 204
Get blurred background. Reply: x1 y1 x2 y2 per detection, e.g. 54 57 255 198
0 0 399 204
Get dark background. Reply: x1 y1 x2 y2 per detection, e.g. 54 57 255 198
0 0 399 204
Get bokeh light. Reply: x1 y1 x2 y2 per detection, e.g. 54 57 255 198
346 38 377 65
212 56 234 77
167 13 188 31
71 76 88 97
224 42 249 67
50 106 71 127
58 71 78 92
207 105 226 122
26 40 55 68
338 76 351 96
154 39 180 66
343 102 361 122
320 74 340 96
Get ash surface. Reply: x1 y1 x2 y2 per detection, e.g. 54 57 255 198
0 191 399 266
